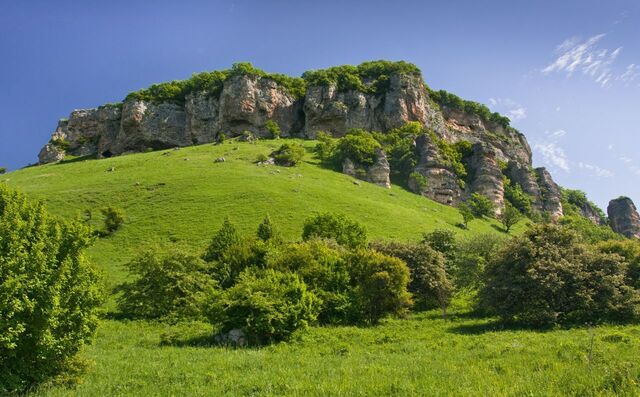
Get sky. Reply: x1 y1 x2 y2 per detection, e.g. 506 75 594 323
1 0 639 210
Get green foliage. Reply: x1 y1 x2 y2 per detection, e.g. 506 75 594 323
125 62 306 105
458 203 475 228
302 212 367 249
314 131 338 164
500 202 523 233
558 215 621 244
272 142 306 166
428 131 472 183
0 167 6 174
422 229 457 262
0 186 102 393
302 60 421 94
503 177 533 216
453 233 505 290
117 249 216 321
335 130 381 166
409 172 428 191
467 193 495 218
478 224 640 326
51 136 70 151
346 250 413 324
100 206 125 235
267 239 351 324
370 241 452 313
209 236 269 288
562 188 607 224
597 239 640 289
255 153 269 163
257 215 278 241
208 268 321 344
374 122 424 182
203 217 240 262
265 120 281 139
429 89 511 129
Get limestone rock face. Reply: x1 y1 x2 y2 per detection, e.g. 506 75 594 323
304 74 429 138
579 201 606 226
608 197 640 238
37 142 66 164
342 148 391 188
535 167 564 220
505 161 543 213
409 134 462 205
468 143 504 215
185 92 219 144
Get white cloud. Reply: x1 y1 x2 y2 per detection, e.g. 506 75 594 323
542 33 627 87
534 142 570 172
619 156 633 164
545 129 567 138
487 98 527 122
578 162 614 178
617 64 640 85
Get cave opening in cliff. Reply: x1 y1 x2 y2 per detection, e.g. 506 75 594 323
102 150 113 158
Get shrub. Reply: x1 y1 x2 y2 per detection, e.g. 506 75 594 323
314 131 337 164
0 186 102 393
255 153 269 163
422 229 457 262
503 178 533 216
100 206 125 235
501 202 523 233
257 215 278 241
370 241 452 314
558 215 621 244
203 217 240 262
597 240 640 289
374 122 423 182
0 167 6 174
272 143 305 166
429 89 511 129
268 239 351 324
208 268 321 344
302 213 367 249
209 236 269 288
117 249 216 321
265 120 281 139
453 233 505 290
346 250 413 324
335 130 381 166
467 193 495 218
458 203 475 228
478 224 640 326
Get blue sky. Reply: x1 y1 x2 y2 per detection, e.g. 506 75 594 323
1 0 639 209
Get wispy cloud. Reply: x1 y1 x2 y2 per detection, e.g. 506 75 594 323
546 129 567 138
534 142 570 172
608 145 640 176
578 162 614 178
488 98 527 122
542 33 626 87
617 64 640 85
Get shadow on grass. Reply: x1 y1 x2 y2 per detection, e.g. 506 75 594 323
490 224 507 233
55 154 97 165
447 320 553 335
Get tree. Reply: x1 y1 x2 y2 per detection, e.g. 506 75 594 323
346 250 413 324
478 224 640 326
203 217 240 262
100 206 125 235
256 215 278 241
117 249 216 321
272 143 305 166
422 229 457 261
208 268 321 345
302 213 367 249
467 193 495 218
0 186 102 393
458 203 475 229
265 120 281 139
501 202 523 233
0 167 6 174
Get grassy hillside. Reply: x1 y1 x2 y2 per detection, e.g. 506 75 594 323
6 139 640 396
4 139 520 290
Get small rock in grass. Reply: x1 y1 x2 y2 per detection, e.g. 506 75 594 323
352 180 361 186
107 167 115 172
214 157 225 163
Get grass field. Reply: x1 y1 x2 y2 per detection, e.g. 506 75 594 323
4 139 640 396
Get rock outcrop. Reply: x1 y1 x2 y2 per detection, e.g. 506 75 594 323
343 148 391 188
608 197 640 239
38 61 570 221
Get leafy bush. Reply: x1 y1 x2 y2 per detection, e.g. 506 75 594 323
458 203 475 229
467 193 495 218
453 233 505 290
370 241 452 313
0 167 6 174
255 153 269 163
335 130 381 166
100 206 125 235
429 89 511 129
203 217 240 262
268 239 351 324
209 236 269 288
208 268 321 344
501 202 523 233
257 215 278 241
478 224 640 326
314 131 338 164
117 249 216 321
272 143 305 166
373 122 423 182
346 250 413 324
503 177 533 216
302 213 367 249
0 186 102 393
428 132 472 183
422 229 457 262
265 120 281 139
558 215 621 244
597 240 640 289
562 188 607 224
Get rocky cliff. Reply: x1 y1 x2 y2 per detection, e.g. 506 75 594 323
608 197 640 239
38 61 634 231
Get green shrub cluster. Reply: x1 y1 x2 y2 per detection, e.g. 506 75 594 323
428 131 473 184
429 89 511 129
478 224 640 326
302 60 421 95
125 63 306 105
302 212 368 249
334 130 381 166
0 186 102 393
272 142 306 166
503 177 533 216
562 188 607 224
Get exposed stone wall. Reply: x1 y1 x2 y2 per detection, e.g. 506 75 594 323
608 197 640 239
